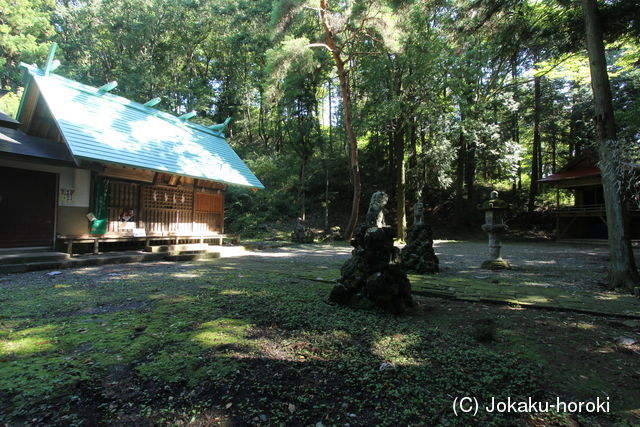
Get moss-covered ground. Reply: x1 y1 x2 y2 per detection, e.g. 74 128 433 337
0 244 638 425
410 274 640 317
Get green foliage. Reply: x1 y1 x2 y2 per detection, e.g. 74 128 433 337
270 0 305 35
0 0 54 90
225 150 351 235
265 36 320 101
225 154 302 234
2 0 637 230
0 89 22 117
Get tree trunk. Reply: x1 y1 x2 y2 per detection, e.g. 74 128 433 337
324 167 330 231
320 0 360 240
298 155 307 221
325 80 332 232
394 120 406 240
455 122 466 216
583 0 639 290
408 116 418 201
258 93 270 150
512 58 522 192
464 131 476 210
388 131 395 197
568 87 580 157
551 128 557 173
528 74 542 212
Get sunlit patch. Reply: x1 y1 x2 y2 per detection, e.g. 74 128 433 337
193 318 251 348
522 281 553 287
216 246 248 258
219 290 250 296
594 294 621 301
573 322 595 330
0 325 57 356
171 273 200 278
517 295 551 304
371 332 423 366
57 290 89 298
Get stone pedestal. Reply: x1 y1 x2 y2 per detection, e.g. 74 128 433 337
291 218 314 243
400 202 439 274
329 192 414 314
478 191 511 270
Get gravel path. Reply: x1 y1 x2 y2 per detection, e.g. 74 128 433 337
433 240 618 292
1 241 637 295
237 240 640 294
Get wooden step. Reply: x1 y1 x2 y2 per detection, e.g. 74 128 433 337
0 252 166 274
0 251 70 265
145 243 211 253
164 252 221 262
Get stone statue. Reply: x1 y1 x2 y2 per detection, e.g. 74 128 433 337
400 201 439 274
365 191 389 228
413 201 424 226
329 191 414 314
291 217 314 243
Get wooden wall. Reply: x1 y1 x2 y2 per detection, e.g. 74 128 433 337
103 172 225 235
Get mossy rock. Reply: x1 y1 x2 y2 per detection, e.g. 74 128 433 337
400 223 439 274
332 224 414 314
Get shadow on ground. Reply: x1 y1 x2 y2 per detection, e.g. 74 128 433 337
0 241 638 424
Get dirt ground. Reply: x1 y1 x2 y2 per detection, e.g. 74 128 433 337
1 239 639 425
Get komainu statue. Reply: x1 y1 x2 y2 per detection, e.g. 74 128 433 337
291 217 314 243
400 201 439 274
329 191 414 314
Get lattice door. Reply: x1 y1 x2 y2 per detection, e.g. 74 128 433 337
141 185 193 234
107 181 139 233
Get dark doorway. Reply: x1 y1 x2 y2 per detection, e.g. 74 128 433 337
0 166 56 247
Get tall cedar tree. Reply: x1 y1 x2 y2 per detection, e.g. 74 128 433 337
582 0 640 290
319 0 361 239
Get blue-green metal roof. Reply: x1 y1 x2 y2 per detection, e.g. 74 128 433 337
20 64 264 189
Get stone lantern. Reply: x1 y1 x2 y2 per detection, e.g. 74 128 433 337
477 190 511 270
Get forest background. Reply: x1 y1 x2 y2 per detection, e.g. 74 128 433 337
1 0 638 245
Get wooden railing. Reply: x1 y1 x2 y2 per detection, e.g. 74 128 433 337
554 204 640 215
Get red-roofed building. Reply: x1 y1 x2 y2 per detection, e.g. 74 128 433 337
540 153 640 240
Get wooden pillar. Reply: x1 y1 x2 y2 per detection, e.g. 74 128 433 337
192 183 197 234
220 189 225 234
138 184 145 231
